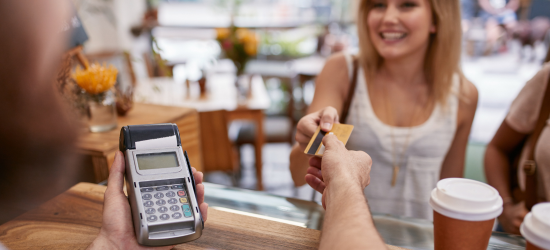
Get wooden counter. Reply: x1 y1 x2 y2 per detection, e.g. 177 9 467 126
77 103 203 182
0 183 407 250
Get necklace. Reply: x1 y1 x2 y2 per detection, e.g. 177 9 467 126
382 83 421 187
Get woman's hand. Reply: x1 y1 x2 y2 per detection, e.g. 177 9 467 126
304 133 372 209
498 201 528 234
295 106 340 151
87 151 208 250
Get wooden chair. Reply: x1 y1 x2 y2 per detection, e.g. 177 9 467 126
199 110 240 174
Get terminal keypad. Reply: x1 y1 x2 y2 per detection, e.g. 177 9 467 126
140 183 193 223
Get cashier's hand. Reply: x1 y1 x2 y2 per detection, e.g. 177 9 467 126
304 133 372 209
87 151 209 250
295 106 339 151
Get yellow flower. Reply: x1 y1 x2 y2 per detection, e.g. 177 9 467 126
244 42 257 55
216 28 230 40
243 32 257 44
73 63 118 94
236 28 250 42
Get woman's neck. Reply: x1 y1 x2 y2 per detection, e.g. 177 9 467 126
378 48 428 86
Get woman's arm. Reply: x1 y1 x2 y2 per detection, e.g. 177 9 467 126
289 53 351 186
440 79 478 179
484 121 528 234
485 121 526 205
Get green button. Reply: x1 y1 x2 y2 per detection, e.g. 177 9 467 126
182 204 192 218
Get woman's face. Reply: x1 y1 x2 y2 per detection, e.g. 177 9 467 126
367 0 435 61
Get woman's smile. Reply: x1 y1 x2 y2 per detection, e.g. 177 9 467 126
380 31 408 43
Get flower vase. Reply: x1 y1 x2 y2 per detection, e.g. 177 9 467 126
235 74 251 105
86 90 117 132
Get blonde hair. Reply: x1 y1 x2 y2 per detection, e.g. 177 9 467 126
356 0 463 105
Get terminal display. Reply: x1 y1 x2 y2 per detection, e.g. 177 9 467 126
137 152 179 170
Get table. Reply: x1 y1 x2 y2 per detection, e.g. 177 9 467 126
0 183 406 250
135 74 270 190
77 103 203 182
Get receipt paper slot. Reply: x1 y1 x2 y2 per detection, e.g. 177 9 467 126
119 123 203 246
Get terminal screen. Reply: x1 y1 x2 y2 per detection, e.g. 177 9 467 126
137 152 179 170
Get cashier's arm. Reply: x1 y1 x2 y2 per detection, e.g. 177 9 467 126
87 152 209 250
306 134 387 250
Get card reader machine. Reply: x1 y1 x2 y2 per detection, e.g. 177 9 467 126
119 123 203 246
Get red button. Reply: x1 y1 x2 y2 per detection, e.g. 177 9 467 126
177 190 186 197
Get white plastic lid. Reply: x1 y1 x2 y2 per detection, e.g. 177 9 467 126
520 202 550 249
429 178 503 221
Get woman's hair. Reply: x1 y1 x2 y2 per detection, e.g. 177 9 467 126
356 0 463 105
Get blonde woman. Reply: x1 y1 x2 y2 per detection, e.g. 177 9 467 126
290 0 478 220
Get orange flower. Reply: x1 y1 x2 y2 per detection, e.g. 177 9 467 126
216 28 230 40
244 42 257 55
236 28 250 42
73 63 118 94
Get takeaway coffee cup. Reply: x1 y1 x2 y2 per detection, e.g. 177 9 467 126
521 202 550 250
429 178 503 250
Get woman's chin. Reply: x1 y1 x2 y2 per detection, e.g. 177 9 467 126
377 48 424 62
378 51 407 61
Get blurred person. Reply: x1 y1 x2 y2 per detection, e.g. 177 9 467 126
512 17 550 61
0 0 80 224
0 1 209 249
461 0 478 33
290 0 478 220
479 0 519 29
478 0 520 53
484 48 550 234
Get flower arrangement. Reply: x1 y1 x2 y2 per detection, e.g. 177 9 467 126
73 63 118 94
216 26 258 75
72 62 120 132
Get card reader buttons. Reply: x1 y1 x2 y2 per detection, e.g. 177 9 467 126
142 183 189 223
182 204 192 217
147 215 157 222
158 206 168 213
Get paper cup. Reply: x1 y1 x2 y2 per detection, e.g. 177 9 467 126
430 178 503 250
521 202 550 250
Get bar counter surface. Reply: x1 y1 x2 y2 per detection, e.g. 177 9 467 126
0 183 407 250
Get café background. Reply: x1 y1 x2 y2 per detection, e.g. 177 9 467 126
3 0 550 224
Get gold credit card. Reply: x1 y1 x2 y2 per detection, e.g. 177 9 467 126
304 124 354 156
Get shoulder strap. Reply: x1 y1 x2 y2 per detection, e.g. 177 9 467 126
524 68 550 210
340 57 359 124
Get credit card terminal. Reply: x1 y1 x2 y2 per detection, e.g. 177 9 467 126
119 123 203 246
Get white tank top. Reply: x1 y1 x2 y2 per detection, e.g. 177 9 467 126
343 54 459 220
